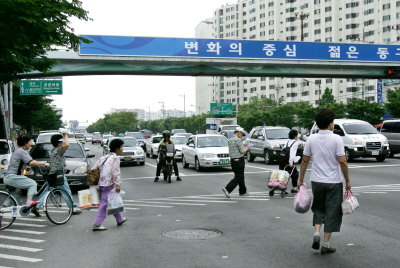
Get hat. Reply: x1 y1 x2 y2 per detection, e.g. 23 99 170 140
234 127 245 134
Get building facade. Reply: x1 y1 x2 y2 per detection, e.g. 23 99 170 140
195 0 400 111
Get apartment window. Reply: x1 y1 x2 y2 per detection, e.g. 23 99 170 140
383 26 391 32
286 26 296 31
314 19 321 25
365 85 375 91
364 30 374 37
244 88 248 93
286 17 296 22
325 6 332 12
269 94 275 99
365 96 375 102
260 31 266 37
269 29 274 34
314 0 321 4
243 29 247 33
260 13 266 18
243 3 246 7
286 0 296 3
364 20 374 26
244 97 248 101
397 1 400 7
227 90 231 95
347 87 359 92
315 29 321 34
315 90 322 95
261 77 266 81
383 3 390 10
384 38 391 43
314 9 321 15
243 20 247 25
268 2 274 7
250 17 256 22
243 11 247 16
243 80 248 84
250 87 257 93
326 79 333 83
250 26 256 31
260 22 266 27
220 91 224 97
303 23 309 28
364 0 373 3
287 83 297 88
383 15 391 22
286 36 297 41
286 8 296 13
269 85 275 89
261 86 266 91
219 9 224 16
301 81 310 86
250 78 257 83
301 91 310 96
346 34 360 40
269 20 274 25
268 11 274 16
250 8 256 14
325 17 332 23
346 2 359 8
287 93 298 97
346 13 359 19
364 9 374 15
325 37 332 42
260 4 266 9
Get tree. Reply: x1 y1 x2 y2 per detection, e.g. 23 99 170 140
320 88 336 106
87 112 139 134
346 100 384 125
385 88 400 118
0 0 90 84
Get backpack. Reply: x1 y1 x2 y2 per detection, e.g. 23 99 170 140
278 141 295 165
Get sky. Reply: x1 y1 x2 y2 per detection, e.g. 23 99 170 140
51 0 237 124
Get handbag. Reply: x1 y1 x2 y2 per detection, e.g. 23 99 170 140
342 190 359 215
294 183 312 213
107 189 124 215
87 156 110 186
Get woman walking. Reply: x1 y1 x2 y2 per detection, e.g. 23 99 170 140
92 138 127 231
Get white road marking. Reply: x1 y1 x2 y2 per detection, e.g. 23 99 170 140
145 163 158 168
152 198 237 204
124 203 173 208
348 164 400 169
172 196 270 201
246 165 274 171
0 253 43 263
124 208 141 210
1 222 46 228
3 229 46 235
0 235 44 243
121 171 266 181
124 200 206 206
16 218 46 222
0 243 43 252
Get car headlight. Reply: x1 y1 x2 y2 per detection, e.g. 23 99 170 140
383 138 389 145
1 159 8 166
136 150 144 155
74 166 88 174
201 153 215 158
352 138 362 145
272 143 281 149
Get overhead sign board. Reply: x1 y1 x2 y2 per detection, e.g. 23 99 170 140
210 103 233 115
20 80 62 95
80 35 400 62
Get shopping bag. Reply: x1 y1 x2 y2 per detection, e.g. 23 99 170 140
107 190 124 215
267 170 290 189
294 183 311 213
89 186 100 208
342 190 359 215
78 189 92 209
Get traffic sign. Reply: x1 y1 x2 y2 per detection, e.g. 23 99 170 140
20 80 63 95
210 103 233 115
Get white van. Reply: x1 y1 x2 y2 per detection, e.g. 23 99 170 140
311 119 390 162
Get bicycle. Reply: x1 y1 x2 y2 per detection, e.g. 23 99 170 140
0 167 73 230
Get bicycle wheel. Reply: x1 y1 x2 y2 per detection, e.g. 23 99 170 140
0 191 18 230
44 189 73 225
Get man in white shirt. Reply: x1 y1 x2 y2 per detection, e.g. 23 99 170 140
298 109 351 255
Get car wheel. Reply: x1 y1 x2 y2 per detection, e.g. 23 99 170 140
150 149 156 159
140 161 145 166
264 151 272 164
376 156 385 162
389 152 395 158
247 152 255 162
345 148 352 162
195 157 202 172
182 155 189 168
146 151 150 157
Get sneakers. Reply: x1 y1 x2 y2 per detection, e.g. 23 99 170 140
177 176 182 181
321 246 336 255
291 189 298 194
222 187 230 198
92 225 107 231
26 201 39 209
72 208 82 215
117 217 127 226
31 207 42 217
239 192 250 196
154 177 159 182
312 236 320 250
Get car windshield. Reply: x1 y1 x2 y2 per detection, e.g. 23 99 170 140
265 129 290 139
173 129 186 134
127 133 145 139
221 126 238 131
30 143 85 159
0 141 9 155
103 135 113 139
152 137 163 143
86 135 93 138
343 123 378 134
37 134 56 143
93 133 101 138
171 137 187 144
197 136 228 148
120 138 138 147
75 134 84 138
68 133 74 138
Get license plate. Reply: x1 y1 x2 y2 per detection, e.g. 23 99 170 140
371 150 379 156
220 159 230 164
124 157 132 160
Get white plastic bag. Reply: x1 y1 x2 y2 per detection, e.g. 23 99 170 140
294 183 312 213
78 189 92 209
342 190 359 215
107 190 124 215
89 186 100 208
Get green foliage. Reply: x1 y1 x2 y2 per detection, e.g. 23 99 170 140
12 84 62 132
87 112 139 134
346 99 384 125
320 88 336 106
385 88 400 118
0 0 90 84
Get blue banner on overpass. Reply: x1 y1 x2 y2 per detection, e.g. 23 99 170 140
80 35 400 63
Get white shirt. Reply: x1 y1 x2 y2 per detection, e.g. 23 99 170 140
303 130 345 184
286 139 299 165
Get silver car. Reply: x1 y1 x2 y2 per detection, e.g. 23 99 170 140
146 135 163 159
103 137 145 166
170 136 188 161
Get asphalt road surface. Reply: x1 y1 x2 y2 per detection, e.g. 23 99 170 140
1 143 400 268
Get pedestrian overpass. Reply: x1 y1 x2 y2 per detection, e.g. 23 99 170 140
17 35 400 79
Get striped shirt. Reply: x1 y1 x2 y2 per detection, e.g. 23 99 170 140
228 136 245 159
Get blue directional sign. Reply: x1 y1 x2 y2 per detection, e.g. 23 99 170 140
377 79 383 104
80 35 400 62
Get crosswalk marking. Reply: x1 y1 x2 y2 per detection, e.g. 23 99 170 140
152 198 237 204
3 229 46 235
124 208 141 210
0 253 43 263
0 235 44 243
4 222 47 228
16 217 46 222
124 204 173 208
124 200 206 206
0 243 43 252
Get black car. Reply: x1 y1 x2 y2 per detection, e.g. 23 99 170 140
28 141 95 187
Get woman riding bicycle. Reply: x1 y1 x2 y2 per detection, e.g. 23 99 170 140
154 130 181 182
3 135 50 209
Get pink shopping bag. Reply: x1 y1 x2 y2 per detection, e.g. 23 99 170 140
294 183 311 213
342 190 359 215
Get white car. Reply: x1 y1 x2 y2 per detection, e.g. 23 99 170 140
146 135 163 159
171 136 189 161
101 134 114 146
36 132 60 144
103 137 145 166
181 134 230 172
0 139 15 180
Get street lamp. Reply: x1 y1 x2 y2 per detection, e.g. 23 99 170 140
179 92 186 117
294 10 310 41
191 104 201 115
158 101 165 119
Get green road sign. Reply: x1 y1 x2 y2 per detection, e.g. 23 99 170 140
20 80 63 95
210 103 233 115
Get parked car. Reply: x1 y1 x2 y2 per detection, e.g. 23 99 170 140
28 141 95 187
0 139 15 182
92 132 102 144
75 133 85 144
380 119 400 157
246 126 304 164
181 134 230 172
170 136 188 161
101 134 114 146
311 119 390 162
36 132 60 144
126 132 147 151
145 135 163 158
173 133 193 139
171 129 187 136
103 137 145 166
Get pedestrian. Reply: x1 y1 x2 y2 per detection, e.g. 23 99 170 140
298 109 351 255
92 138 127 231
222 127 251 198
278 129 300 193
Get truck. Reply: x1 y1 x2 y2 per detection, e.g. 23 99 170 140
205 118 239 134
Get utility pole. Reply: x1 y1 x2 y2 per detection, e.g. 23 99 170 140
294 10 310 41
158 101 165 119
179 92 186 117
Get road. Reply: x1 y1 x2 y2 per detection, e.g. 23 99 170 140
1 143 400 268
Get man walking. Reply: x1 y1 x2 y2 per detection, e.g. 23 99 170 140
298 109 351 255
222 127 250 198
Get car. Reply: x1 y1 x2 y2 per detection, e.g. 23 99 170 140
171 129 187 136
101 134 114 146
173 133 193 139
28 141 95 187
181 134 231 172
75 133 85 144
0 139 15 182
126 132 147 151
103 137 145 166
145 135 163 158
85 134 93 143
92 132 102 144
311 119 390 162
36 132 60 144
170 136 189 161
246 126 304 164
380 119 400 157
140 129 153 139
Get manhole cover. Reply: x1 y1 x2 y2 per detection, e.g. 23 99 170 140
163 229 222 240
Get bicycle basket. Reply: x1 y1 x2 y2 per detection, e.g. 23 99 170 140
44 173 64 187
